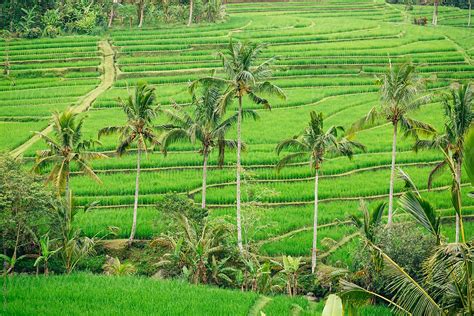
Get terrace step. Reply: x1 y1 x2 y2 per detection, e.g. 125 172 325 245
10 40 116 158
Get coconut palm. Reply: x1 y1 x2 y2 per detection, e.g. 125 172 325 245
190 40 285 252
415 83 473 242
187 0 194 26
98 83 160 244
160 86 257 209
33 108 105 203
351 61 434 226
469 0 472 26
432 0 439 25
276 111 366 273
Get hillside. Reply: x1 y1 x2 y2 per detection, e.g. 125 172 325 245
1 1 473 314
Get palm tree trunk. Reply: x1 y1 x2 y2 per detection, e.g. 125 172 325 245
108 4 114 28
387 123 398 226
432 0 439 26
187 0 194 26
138 1 145 28
201 150 208 209
129 148 141 244
311 169 319 274
454 160 465 243
469 0 472 27
236 96 244 253
65 173 70 222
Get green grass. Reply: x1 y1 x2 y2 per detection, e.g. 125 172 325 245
4 274 325 315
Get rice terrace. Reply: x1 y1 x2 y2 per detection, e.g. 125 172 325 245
1 0 473 315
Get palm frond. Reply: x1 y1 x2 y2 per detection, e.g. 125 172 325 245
275 138 308 155
399 116 436 138
398 191 441 243
275 152 307 171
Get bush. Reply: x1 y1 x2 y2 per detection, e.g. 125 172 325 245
74 11 98 34
24 27 42 38
350 222 436 293
413 17 428 26
157 193 208 231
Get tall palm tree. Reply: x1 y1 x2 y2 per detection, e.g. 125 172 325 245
187 0 194 26
190 40 285 252
352 61 434 226
34 108 105 204
432 0 439 25
416 83 473 242
160 85 257 209
276 111 365 273
98 83 160 244
469 0 472 27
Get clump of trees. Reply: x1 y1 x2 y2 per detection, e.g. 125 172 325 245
1 1 111 38
0 0 226 38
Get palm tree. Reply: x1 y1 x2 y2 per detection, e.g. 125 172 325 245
190 40 285 252
98 83 160 244
351 61 434 226
469 0 472 27
276 111 365 273
187 0 194 26
160 85 257 209
432 0 439 25
415 83 473 242
34 108 105 204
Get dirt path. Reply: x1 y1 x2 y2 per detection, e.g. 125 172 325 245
248 296 272 316
10 40 116 158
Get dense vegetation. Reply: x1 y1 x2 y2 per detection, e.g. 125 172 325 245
1 0 473 315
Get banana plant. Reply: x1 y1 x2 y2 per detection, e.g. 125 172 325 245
0 254 27 276
34 234 62 276
277 256 303 296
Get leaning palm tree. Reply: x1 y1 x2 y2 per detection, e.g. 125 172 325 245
276 111 366 273
190 40 285 252
161 86 257 209
352 61 434 226
98 83 160 244
34 109 105 204
415 83 473 242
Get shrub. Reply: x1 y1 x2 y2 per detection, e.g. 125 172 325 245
350 222 436 293
24 27 42 39
74 11 98 34
157 193 208 231
103 255 137 276
413 17 428 25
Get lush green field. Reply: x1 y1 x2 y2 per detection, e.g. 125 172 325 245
2 274 317 315
3 273 394 315
2 0 474 271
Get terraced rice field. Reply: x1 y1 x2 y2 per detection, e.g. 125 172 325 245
2 0 473 267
